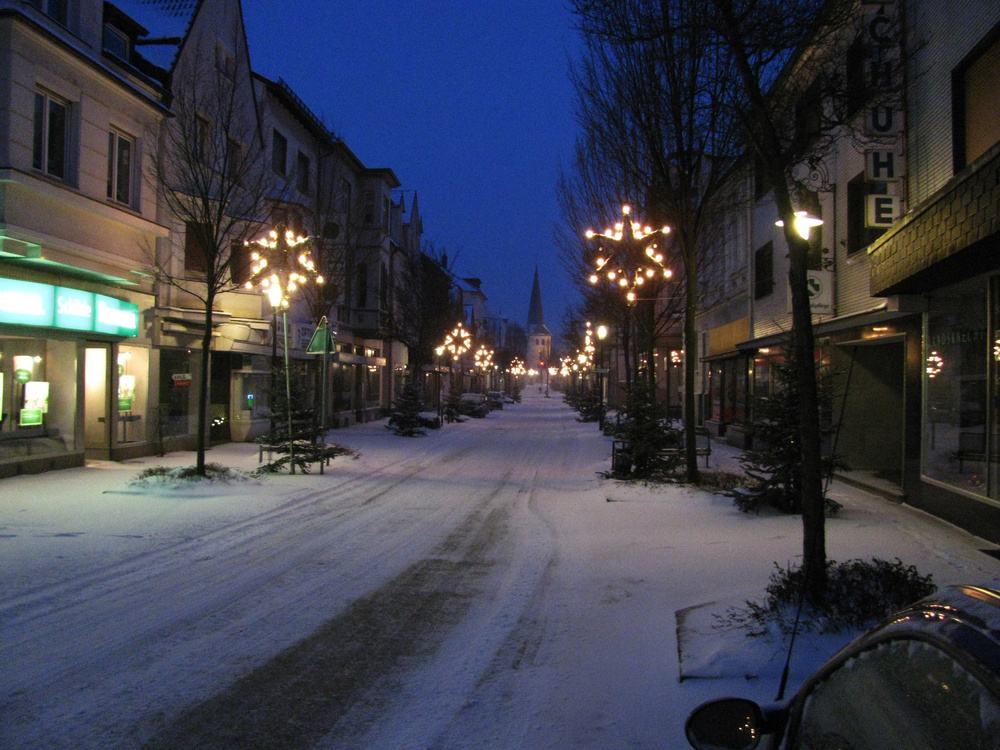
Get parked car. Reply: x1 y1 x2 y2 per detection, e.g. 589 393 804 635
458 392 489 417
486 391 505 410
685 585 1000 749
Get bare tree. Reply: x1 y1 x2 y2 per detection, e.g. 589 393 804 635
704 0 896 598
385 242 459 372
567 0 744 481
149 26 271 475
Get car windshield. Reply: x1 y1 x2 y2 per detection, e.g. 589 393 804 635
789 638 1000 749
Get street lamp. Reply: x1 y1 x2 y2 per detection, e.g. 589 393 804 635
597 324 608 431
245 223 322 474
585 204 672 305
776 210 823 240
437 323 472 422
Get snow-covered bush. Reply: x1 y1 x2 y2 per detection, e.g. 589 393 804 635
725 558 936 636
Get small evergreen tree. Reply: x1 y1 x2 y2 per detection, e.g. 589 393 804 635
735 347 842 513
387 380 434 436
256 361 323 473
444 381 465 423
614 380 681 478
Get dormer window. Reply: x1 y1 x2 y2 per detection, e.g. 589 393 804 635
103 24 129 61
29 0 68 26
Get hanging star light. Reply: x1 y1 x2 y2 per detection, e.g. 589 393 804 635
438 323 473 363
585 205 672 305
244 224 323 307
474 345 494 372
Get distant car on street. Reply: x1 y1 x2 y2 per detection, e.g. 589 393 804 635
458 392 489 418
486 391 505 410
686 584 1000 749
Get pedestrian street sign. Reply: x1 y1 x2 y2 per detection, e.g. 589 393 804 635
306 317 336 354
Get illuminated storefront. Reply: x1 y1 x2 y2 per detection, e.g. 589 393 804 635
0 278 147 475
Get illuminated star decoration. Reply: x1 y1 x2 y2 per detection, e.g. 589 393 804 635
437 324 473 363
585 205 672 305
474 345 494 372
245 224 323 307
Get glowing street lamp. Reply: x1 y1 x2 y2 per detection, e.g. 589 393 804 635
776 211 824 240
585 205 672 305
246 224 322 474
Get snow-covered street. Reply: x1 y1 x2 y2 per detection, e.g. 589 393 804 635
3 391 1000 749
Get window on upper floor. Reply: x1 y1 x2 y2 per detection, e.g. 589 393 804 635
33 89 69 181
340 178 352 215
226 136 242 180
356 262 368 307
793 79 823 155
28 0 68 25
296 151 310 193
194 115 211 163
847 171 888 255
383 196 391 233
379 263 389 310
230 242 251 286
754 241 774 299
184 222 210 273
272 129 287 175
362 190 375 224
215 43 235 80
953 23 1000 172
107 129 134 206
102 24 129 61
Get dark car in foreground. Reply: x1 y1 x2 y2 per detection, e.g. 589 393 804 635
686 585 1000 749
486 391 505 410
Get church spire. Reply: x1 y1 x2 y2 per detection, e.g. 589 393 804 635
526 265 545 328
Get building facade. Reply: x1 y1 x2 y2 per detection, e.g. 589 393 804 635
694 0 1000 541
0 0 425 476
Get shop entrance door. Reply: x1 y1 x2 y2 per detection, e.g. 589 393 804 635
84 345 110 458
834 339 905 485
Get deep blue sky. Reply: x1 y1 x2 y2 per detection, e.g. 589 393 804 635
242 1 581 333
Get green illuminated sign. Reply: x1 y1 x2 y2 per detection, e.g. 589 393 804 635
0 279 139 336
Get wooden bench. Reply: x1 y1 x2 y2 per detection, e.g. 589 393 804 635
659 426 712 468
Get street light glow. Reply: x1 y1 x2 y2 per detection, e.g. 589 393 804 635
584 204 673 305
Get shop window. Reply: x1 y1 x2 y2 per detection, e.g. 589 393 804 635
107 129 134 206
953 23 1000 171
847 172 887 255
754 241 774 299
33 89 70 180
116 346 147 443
0 337 77 460
159 349 193 437
923 276 995 497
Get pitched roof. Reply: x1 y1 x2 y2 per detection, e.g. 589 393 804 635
110 0 201 73
526 265 545 328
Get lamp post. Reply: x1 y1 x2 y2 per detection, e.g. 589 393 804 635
246 224 322 474
597 324 608 431
438 324 472 421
